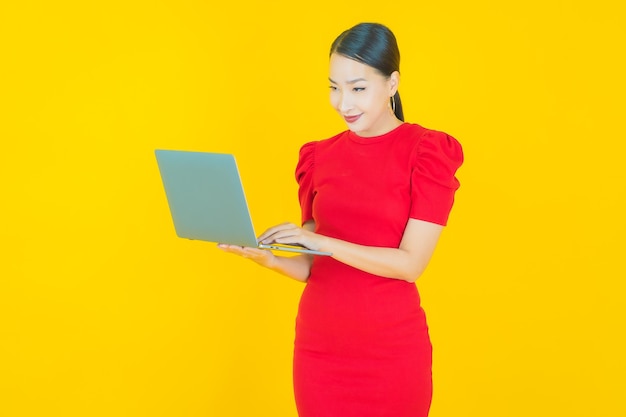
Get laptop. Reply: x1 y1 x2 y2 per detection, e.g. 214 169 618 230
154 150 332 256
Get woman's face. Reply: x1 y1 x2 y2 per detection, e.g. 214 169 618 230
329 53 399 137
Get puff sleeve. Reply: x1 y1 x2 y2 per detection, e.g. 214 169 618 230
295 141 317 224
409 130 464 226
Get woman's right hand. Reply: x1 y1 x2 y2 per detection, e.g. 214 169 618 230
216 244 277 269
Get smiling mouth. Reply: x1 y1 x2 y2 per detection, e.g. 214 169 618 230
344 114 362 123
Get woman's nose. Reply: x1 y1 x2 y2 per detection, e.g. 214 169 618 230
337 92 353 113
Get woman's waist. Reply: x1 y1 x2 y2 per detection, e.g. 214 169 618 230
295 285 429 354
298 277 425 326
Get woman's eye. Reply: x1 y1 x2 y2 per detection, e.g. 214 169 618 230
329 86 337 91
353 87 365 92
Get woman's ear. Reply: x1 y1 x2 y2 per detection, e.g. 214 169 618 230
389 71 400 96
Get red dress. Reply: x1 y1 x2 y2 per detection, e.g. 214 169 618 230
293 123 463 417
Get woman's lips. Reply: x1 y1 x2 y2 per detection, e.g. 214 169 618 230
344 114 362 124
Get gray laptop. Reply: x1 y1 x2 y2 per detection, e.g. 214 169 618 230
155 150 331 256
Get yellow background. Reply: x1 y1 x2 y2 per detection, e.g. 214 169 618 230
1 1 625 416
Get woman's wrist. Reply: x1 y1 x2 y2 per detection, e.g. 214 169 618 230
315 235 332 253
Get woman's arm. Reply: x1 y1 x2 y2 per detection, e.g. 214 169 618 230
258 218 443 283
217 222 315 283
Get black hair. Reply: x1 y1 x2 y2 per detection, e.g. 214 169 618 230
330 23 404 121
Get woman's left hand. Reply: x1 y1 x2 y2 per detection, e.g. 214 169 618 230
258 222 324 251
217 243 278 268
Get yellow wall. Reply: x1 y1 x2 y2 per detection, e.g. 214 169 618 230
1 1 625 416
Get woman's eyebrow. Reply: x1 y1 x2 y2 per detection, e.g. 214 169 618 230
328 77 367 84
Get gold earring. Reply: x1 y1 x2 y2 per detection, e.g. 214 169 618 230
390 96 396 113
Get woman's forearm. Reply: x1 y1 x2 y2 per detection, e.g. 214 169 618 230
267 253 314 283
258 219 442 283
315 220 443 283
317 237 423 282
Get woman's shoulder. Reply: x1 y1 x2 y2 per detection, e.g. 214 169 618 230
298 130 350 155
403 123 463 174
319 130 351 146
403 123 462 154
296 131 350 183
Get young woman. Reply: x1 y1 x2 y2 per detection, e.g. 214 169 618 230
219 22 463 417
